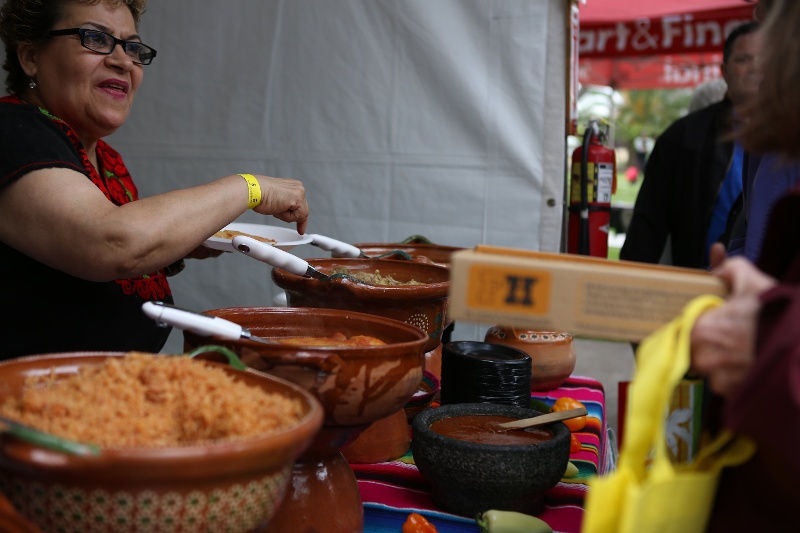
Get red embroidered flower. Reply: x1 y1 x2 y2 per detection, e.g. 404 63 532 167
24 102 174 299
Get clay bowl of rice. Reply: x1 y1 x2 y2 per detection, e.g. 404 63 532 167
0 351 323 533
271 258 450 352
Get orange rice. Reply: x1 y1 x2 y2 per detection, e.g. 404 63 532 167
0 352 305 449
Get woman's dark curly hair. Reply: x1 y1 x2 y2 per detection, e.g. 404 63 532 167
0 0 147 95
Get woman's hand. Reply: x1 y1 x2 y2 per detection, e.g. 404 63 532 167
690 257 777 397
252 176 309 234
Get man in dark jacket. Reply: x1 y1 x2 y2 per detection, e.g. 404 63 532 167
620 21 759 269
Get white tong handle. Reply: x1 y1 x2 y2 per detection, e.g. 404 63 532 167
309 234 362 258
232 235 311 277
141 301 244 340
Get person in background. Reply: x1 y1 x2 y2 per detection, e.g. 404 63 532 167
620 21 760 269
687 78 727 114
630 131 653 181
725 0 800 263
690 0 798 529
0 0 310 359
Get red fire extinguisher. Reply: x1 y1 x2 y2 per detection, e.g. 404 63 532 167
568 119 616 257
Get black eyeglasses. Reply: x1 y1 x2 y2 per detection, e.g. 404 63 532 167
47 28 157 65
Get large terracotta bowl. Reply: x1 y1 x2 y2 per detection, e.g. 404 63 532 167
183 307 428 427
183 307 428 533
351 242 465 267
0 352 323 533
271 258 450 353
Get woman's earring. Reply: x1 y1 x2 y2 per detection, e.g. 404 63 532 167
28 79 36 89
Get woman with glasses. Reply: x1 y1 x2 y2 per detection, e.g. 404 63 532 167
0 0 310 359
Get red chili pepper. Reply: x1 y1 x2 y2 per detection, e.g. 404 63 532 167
570 433 582 454
550 397 587 432
403 512 439 533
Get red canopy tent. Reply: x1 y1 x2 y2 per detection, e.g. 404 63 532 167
578 0 759 89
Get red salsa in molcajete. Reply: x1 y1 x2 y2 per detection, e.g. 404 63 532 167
429 415 554 446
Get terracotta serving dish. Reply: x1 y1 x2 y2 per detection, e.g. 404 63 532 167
183 307 428 533
484 327 576 391
271 258 450 353
0 352 323 533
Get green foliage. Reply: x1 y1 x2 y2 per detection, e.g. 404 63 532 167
614 89 692 148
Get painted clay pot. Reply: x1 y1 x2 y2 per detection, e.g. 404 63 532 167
484 327 576 391
0 352 323 533
183 307 428 533
271 258 450 353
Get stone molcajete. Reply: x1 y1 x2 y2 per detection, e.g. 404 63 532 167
412 402 571 518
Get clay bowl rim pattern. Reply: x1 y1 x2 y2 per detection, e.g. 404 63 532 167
182 307 429 426
0 351 324 476
411 402 571 517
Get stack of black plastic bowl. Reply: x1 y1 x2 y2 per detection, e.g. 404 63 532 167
439 341 532 408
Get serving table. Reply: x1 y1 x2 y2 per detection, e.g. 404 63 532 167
352 376 610 533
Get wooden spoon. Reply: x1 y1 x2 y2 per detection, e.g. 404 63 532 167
496 407 587 430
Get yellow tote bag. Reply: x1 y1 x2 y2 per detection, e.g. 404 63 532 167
582 296 755 533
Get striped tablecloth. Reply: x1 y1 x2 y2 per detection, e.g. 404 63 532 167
353 376 610 533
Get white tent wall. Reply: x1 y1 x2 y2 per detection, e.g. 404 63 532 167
2 0 569 352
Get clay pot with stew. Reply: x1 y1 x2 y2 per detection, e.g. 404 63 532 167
411 402 570 517
183 307 428 533
271 258 450 353
484 327 576 391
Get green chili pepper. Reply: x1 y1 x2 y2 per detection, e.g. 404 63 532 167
476 510 553 533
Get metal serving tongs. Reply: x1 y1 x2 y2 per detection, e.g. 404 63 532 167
141 301 278 344
307 234 413 261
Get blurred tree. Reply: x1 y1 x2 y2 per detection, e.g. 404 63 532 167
575 87 692 152
614 89 692 149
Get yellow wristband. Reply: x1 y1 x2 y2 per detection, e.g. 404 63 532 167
238 173 262 209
